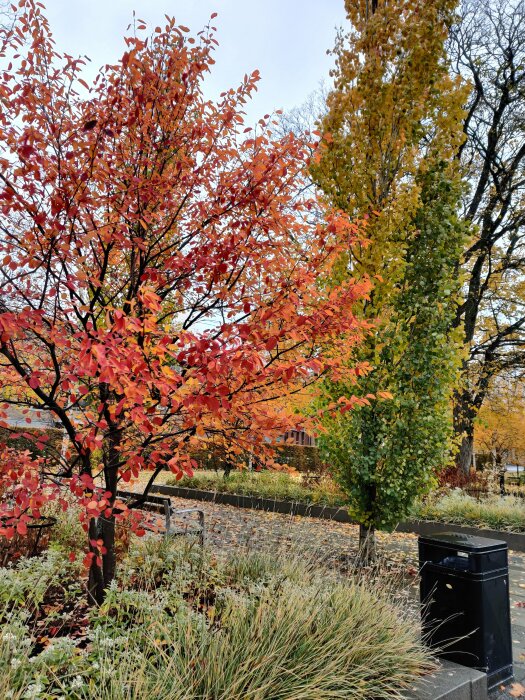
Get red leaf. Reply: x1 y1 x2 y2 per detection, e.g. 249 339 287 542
265 336 278 351
83 118 98 131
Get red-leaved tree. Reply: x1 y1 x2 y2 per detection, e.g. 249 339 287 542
0 2 370 602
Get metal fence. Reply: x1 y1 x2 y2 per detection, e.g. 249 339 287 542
464 486 525 501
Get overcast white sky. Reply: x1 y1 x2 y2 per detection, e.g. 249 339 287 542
42 0 346 126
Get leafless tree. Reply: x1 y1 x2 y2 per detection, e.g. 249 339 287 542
0 2 14 31
449 0 525 473
274 82 328 140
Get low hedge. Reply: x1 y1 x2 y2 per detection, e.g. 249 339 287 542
189 444 325 475
168 471 525 534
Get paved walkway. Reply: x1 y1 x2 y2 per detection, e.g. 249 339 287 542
168 496 525 698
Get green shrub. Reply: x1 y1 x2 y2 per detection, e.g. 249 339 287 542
412 489 525 532
0 549 80 612
46 503 86 554
190 444 324 476
273 444 324 474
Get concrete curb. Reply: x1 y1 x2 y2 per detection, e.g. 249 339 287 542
150 484 525 552
151 484 351 519
396 519 525 553
406 661 487 700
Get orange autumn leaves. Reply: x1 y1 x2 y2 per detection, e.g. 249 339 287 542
0 1 371 543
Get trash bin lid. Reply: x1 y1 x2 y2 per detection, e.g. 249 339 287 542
418 532 507 552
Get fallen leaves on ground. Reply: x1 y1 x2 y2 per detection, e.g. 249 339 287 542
508 682 525 697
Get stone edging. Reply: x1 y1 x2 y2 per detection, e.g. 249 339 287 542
395 519 525 552
150 484 525 552
405 660 487 700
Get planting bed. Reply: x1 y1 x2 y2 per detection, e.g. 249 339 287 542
0 512 434 699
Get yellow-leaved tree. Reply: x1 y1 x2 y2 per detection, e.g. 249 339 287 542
475 377 525 475
313 0 470 559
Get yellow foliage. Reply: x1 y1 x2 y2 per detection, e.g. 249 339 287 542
475 380 525 465
314 0 468 313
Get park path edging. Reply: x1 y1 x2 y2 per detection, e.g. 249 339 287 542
395 519 525 552
150 484 525 553
406 660 487 700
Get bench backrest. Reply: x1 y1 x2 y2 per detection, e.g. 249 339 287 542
116 489 171 531
116 489 170 509
115 489 204 544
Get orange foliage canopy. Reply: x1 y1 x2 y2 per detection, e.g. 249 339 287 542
0 2 369 592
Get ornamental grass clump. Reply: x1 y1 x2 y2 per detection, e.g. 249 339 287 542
413 489 525 532
182 578 432 700
0 537 435 699
170 469 347 508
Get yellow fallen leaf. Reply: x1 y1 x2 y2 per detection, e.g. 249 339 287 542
509 682 525 698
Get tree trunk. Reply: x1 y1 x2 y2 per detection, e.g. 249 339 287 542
358 524 376 564
223 460 234 479
499 471 506 496
87 520 117 606
453 387 476 476
86 426 121 605
457 432 474 476
495 452 506 496
87 516 106 605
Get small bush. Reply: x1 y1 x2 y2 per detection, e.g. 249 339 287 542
46 502 86 554
436 465 494 491
412 489 525 532
0 549 81 612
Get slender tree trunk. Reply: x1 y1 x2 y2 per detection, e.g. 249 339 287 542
87 517 105 605
495 453 506 496
101 512 117 590
102 428 120 588
223 459 233 479
87 514 116 606
358 524 377 564
86 426 121 605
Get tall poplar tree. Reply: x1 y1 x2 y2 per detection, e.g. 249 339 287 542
314 0 469 557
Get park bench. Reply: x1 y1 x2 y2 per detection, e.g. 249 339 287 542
116 490 205 546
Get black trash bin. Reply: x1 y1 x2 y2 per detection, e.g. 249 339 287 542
419 532 513 689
